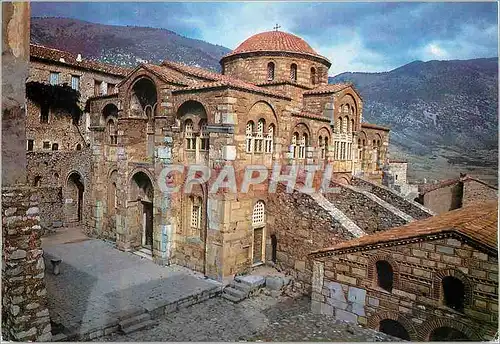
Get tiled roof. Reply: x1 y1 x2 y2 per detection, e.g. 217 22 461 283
222 31 329 62
295 111 331 122
141 63 189 86
161 60 290 99
302 83 352 95
419 175 498 195
30 44 131 77
310 200 498 257
361 122 390 131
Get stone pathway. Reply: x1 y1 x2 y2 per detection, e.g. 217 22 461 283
42 231 221 340
94 294 400 342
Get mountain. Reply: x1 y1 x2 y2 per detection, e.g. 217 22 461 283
330 58 498 184
31 17 231 71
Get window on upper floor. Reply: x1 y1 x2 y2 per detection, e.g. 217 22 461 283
376 260 394 292
43 141 50 150
246 121 254 153
94 80 102 96
27 140 34 151
254 119 265 153
76 143 82 151
49 72 60 85
40 105 49 123
442 276 465 312
290 64 297 82
185 119 196 150
71 75 80 91
310 67 316 85
51 143 59 151
108 83 116 95
252 201 265 227
265 124 274 153
199 119 209 151
267 62 275 81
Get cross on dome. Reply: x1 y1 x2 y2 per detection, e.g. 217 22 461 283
273 24 281 31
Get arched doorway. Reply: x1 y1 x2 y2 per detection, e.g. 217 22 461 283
442 276 465 311
379 319 410 340
67 172 84 223
107 170 118 238
130 171 154 249
429 327 470 341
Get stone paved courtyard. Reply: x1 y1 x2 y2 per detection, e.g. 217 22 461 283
94 294 398 342
42 228 221 338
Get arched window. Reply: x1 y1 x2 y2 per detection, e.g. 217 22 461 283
299 133 307 159
324 137 329 159
76 144 82 151
342 116 348 133
291 132 299 159
246 121 254 153
290 63 297 82
351 119 355 133
107 120 117 145
376 260 394 292
442 276 465 311
254 119 265 153
199 119 209 151
265 124 274 153
310 67 316 85
190 196 202 237
336 117 342 133
267 62 275 81
185 119 196 150
252 201 265 226
379 319 410 340
319 136 328 160
51 143 59 151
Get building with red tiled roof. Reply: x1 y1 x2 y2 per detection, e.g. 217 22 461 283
309 200 498 341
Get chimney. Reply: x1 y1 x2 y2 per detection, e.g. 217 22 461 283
76 54 82 62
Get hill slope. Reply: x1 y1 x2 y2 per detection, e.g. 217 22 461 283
31 17 231 71
330 58 498 184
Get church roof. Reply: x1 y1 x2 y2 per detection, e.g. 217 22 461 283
361 122 390 131
309 200 498 257
302 83 352 95
222 30 330 63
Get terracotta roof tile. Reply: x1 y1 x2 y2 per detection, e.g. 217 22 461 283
361 122 390 131
310 200 498 256
303 83 352 95
142 63 189 86
223 31 328 62
295 111 330 122
30 44 131 77
161 60 290 99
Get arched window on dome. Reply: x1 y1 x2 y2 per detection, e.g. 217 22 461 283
265 124 274 153
267 62 275 81
310 67 316 85
290 64 297 82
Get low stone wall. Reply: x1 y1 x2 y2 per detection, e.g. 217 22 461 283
351 177 434 219
267 184 356 293
2 187 52 341
324 184 408 233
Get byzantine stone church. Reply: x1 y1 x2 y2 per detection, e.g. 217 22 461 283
28 29 391 280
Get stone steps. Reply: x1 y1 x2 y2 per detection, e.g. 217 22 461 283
222 275 265 303
132 247 153 261
119 312 156 334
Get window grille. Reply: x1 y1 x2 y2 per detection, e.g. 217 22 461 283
49 72 59 85
252 201 265 226
185 120 196 150
254 119 264 153
71 75 80 91
191 204 200 229
290 64 297 82
245 121 254 153
267 62 275 81
199 120 209 151
265 124 274 153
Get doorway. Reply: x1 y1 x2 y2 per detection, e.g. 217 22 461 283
67 172 84 223
142 201 153 248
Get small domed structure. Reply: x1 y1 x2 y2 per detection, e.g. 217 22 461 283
221 30 331 87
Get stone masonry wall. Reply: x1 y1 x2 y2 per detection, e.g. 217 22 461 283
462 179 498 207
421 183 461 214
324 184 408 233
352 176 434 219
267 184 355 292
311 236 498 341
2 187 51 341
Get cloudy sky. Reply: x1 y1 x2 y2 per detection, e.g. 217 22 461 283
32 2 498 75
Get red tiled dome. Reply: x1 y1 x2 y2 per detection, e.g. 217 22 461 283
223 30 326 60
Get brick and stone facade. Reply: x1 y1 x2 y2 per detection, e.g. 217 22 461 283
309 201 498 341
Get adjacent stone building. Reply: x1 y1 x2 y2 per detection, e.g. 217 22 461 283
25 44 129 229
309 200 498 341
416 173 498 214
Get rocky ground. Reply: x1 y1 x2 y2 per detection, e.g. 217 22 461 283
93 293 399 342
